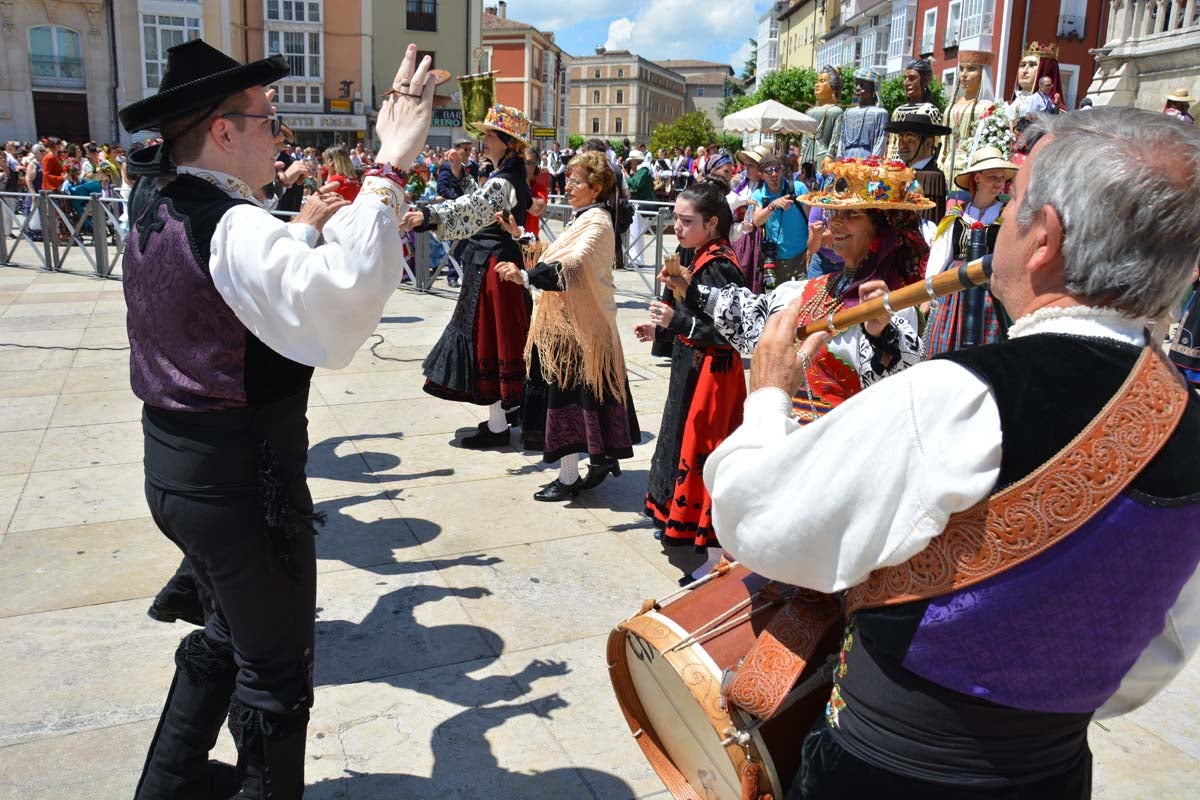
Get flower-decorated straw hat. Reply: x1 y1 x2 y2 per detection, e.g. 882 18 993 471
804 157 935 211
469 104 531 147
953 146 1019 191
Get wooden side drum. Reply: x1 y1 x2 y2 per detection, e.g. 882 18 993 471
607 563 840 800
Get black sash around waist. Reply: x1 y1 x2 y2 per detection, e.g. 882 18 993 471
142 383 311 495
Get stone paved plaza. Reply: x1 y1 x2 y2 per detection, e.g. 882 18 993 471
0 259 1198 799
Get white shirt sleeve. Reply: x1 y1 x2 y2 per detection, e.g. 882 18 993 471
208 176 408 370
705 359 1002 592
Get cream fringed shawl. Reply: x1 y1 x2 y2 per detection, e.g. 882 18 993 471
525 207 627 401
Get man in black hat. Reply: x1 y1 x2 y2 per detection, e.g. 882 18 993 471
120 39 437 799
884 110 951 225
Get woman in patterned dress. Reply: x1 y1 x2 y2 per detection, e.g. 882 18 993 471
405 105 533 448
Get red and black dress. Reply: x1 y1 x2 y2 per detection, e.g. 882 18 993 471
645 239 747 549
422 155 531 408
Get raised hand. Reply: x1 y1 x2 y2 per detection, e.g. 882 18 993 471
375 44 437 170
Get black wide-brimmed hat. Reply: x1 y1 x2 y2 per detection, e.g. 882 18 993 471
119 39 289 133
884 111 951 137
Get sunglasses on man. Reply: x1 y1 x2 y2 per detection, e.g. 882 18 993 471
221 113 284 137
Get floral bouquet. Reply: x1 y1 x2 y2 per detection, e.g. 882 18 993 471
972 103 1016 159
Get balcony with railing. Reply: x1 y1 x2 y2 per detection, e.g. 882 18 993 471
1089 0 1199 109
31 54 85 89
1104 0 1199 48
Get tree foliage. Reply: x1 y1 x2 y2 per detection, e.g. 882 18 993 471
879 76 948 115
742 39 757 82
649 111 717 153
720 66 948 122
568 134 585 150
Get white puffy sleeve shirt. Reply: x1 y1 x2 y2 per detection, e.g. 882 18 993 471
703 311 1200 717
200 169 409 370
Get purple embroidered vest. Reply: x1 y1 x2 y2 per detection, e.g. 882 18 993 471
123 175 313 412
828 335 1200 783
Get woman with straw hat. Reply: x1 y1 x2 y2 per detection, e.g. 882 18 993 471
924 146 1018 357
405 104 534 448
1164 88 1196 124
661 157 931 424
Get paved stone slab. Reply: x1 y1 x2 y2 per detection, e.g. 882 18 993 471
9 461 146 532
398 472 608 557
0 517 179 617
435 531 678 654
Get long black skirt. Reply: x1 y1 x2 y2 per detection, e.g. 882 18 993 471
520 346 640 463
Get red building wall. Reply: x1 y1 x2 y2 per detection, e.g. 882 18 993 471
999 0 1107 109
489 42 528 112
912 0 1107 109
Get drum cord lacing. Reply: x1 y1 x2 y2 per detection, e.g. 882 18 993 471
665 581 795 654
638 559 735 616
666 598 777 654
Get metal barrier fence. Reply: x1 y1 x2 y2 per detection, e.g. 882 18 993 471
1 190 674 298
1 189 129 277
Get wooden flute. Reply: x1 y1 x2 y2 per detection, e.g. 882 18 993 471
795 254 994 339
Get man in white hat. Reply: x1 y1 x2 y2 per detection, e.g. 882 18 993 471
626 149 655 202
121 40 436 799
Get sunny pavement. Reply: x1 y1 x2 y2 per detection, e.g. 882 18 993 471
0 255 1196 800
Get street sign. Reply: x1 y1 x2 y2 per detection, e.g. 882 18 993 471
533 127 556 139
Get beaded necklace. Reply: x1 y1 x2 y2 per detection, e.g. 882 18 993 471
796 266 857 329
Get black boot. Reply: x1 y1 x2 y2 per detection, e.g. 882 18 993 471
134 631 238 800
228 698 309 799
148 560 205 626
579 457 622 490
460 424 510 449
533 478 583 502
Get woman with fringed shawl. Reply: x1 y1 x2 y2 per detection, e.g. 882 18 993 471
496 150 640 502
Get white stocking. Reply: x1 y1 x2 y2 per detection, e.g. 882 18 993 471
487 401 507 433
558 453 580 484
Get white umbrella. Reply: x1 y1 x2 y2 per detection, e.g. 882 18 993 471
722 99 817 134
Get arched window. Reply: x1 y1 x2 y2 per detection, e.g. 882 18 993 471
29 25 84 88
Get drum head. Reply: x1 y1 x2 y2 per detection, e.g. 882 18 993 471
621 613 767 800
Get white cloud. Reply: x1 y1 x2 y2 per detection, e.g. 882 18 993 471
604 18 635 51
601 0 763 64
729 38 754 73
503 0 771 66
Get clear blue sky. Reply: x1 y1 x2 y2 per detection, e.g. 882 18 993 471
496 0 773 71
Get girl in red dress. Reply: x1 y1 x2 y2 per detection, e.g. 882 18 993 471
636 177 746 571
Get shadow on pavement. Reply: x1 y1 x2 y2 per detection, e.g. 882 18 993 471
305 699 639 800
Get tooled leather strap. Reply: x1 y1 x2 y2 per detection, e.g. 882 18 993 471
844 345 1188 615
723 589 841 721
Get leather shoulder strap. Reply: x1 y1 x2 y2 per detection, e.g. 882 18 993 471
844 345 1189 615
